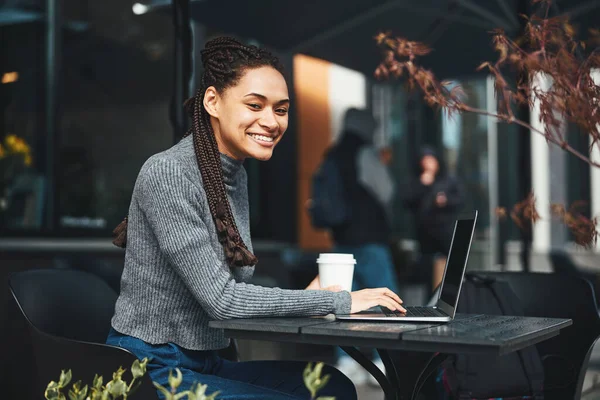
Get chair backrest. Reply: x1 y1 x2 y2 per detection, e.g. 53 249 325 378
53 255 124 294
479 271 600 400
9 268 118 343
549 250 580 276
8 268 157 399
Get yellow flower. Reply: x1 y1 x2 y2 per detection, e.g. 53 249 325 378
3 134 31 155
13 139 28 154
5 134 17 150
1 134 32 166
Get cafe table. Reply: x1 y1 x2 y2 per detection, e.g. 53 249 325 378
210 313 572 400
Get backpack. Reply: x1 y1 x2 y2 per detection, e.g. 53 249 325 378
308 152 349 229
440 273 545 400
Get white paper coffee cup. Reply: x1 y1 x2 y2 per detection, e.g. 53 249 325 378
317 253 356 292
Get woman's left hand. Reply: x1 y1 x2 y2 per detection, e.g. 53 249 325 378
305 275 341 292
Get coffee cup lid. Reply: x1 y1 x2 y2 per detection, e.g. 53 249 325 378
316 253 356 264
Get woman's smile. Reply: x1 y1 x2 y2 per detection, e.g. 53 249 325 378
247 132 277 147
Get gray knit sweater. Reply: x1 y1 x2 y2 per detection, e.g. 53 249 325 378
111 135 352 350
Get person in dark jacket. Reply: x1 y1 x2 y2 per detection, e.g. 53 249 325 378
330 109 395 252
404 146 465 291
322 108 399 385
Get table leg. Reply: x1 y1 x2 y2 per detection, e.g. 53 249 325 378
377 349 400 394
340 346 398 400
385 350 450 400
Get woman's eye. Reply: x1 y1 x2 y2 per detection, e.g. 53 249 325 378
276 108 288 114
248 104 261 109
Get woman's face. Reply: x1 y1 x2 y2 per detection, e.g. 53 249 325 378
204 66 289 161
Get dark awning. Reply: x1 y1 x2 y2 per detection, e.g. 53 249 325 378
137 0 600 79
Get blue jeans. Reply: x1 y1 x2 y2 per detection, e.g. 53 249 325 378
107 328 357 400
334 243 399 361
334 243 399 294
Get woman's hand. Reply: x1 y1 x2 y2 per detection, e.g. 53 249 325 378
304 275 341 292
350 288 405 314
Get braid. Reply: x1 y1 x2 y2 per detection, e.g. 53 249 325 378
188 96 257 266
181 37 283 266
114 36 283 267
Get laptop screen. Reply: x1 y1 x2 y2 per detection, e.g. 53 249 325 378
438 215 476 308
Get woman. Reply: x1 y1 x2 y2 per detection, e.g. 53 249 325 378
107 37 404 399
403 146 464 292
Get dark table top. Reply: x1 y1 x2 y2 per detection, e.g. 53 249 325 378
210 314 572 355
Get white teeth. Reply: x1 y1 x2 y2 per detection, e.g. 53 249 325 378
249 134 274 142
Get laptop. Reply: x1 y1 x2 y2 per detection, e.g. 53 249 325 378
336 210 478 323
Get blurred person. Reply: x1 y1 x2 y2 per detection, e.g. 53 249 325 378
311 108 400 385
106 37 404 400
403 146 465 291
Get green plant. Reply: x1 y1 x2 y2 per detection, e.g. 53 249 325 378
303 362 335 400
45 359 335 400
45 358 149 400
153 368 220 400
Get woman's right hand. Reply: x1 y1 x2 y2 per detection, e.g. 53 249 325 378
350 288 406 314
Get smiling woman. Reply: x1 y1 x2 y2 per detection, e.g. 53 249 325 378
106 36 402 400
203 70 290 162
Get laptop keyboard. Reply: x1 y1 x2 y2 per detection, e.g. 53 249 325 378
382 306 446 318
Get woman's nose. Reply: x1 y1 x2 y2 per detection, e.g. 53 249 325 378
259 112 278 131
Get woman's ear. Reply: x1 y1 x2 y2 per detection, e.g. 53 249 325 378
203 86 219 118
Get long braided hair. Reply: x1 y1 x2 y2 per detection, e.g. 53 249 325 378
113 37 285 267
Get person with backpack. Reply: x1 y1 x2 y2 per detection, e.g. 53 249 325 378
403 146 465 292
309 107 399 385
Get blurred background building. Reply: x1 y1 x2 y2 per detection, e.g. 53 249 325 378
3 0 600 397
2 0 599 271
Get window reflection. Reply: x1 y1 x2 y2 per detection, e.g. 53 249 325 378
1 2 175 234
443 79 490 239
385 77 493 249
1 10 46 231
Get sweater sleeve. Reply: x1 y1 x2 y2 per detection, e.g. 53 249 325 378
139 158 351 320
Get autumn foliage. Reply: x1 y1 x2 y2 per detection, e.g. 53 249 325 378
374 0 600 247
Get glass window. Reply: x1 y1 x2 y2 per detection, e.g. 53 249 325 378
1 2 177 236
386 84 413 238
566 122 591 242
497 117 522 242
56 2 175 235
442 78 490 240
1 6 47 232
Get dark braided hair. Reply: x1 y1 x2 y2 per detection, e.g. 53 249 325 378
113 37 285 268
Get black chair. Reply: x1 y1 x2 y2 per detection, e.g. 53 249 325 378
54 257 240 362
53 255 125 294
550 250 600 306
478 271 600 400
549 250 582 276
8 269 157 399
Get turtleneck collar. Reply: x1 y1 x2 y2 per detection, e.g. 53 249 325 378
180 135 243 186
220 152 244 186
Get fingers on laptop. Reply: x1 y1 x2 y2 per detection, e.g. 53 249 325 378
371 288 405 312
383 288 403 304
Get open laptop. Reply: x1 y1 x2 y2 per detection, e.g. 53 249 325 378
336 210 478 322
